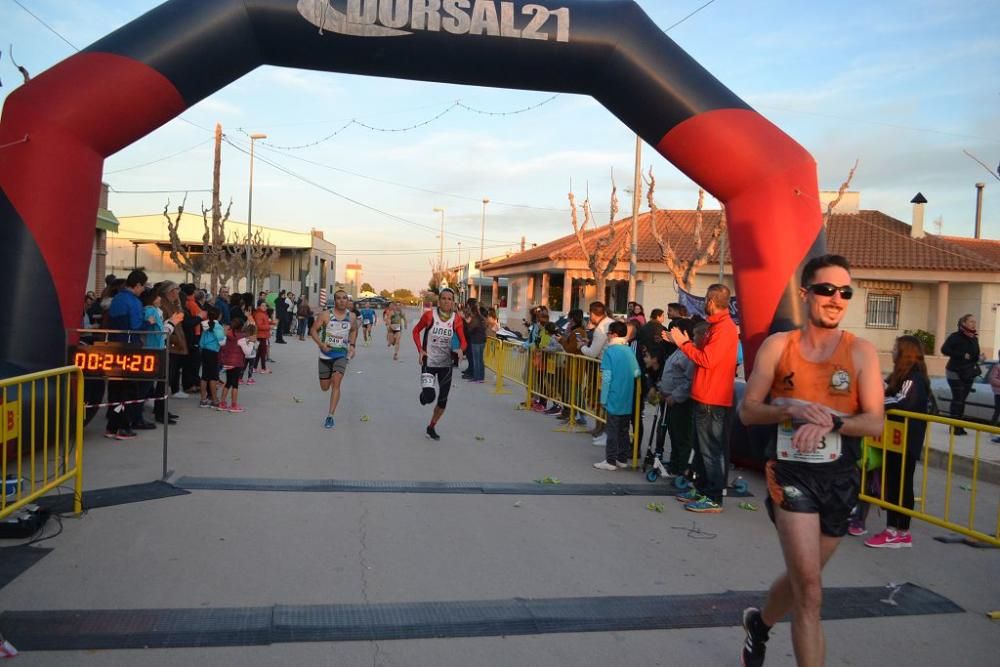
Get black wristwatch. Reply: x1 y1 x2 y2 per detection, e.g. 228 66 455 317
830 415 844 432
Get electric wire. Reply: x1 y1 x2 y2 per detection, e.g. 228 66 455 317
105 139 214 175
664 0 719 32
10 0 78 50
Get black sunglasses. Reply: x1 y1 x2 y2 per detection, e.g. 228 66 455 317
806 283 853 300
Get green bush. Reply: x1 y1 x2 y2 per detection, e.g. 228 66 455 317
904 329 936 355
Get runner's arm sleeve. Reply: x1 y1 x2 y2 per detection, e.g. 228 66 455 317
454 317 467 350
412 311 432 352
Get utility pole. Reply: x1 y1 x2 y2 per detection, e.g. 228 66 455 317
718 221 727 284
478 197 490 299
210 123 223 294
433 207 445 272
628 135 641 304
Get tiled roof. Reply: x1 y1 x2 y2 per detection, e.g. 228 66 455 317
482 209 1000 274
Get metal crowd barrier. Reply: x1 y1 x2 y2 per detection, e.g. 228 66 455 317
1 366 84 520
484 337 643 466
860 409 1000 547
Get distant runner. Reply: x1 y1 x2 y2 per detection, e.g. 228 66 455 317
412 289 466 440
360 304 377 346
388 302 407 361
310 290 358 429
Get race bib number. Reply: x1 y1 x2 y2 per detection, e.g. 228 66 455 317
777 420 842 463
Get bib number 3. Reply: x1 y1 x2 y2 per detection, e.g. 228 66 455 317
777 420 842 464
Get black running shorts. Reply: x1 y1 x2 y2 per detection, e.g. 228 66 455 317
765 461 861 538
425 365 453 408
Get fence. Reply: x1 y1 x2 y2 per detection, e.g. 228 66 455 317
484 337 643 466
1 366 84 520
860 409 1000 547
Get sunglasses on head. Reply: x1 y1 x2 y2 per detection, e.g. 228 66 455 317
806 283 853 300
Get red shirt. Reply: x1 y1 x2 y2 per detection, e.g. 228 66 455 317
680 310 739 407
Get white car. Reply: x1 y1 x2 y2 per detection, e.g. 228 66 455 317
930 361 997 423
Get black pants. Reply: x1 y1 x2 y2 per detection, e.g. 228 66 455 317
182 345 201 389
991 394 1000 424
884 450 918 531
275 317 286 342
106 382 137 433
168 353 183 395
947 378 973 420
691 402 730 504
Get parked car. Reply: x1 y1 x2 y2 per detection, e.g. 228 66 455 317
930 361 997 423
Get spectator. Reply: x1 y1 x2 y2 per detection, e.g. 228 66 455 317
556 309 588 426
669 284 739 513
990 354 1000 443
485 307 500 337
864 335 931 549
215 286 232 325
274 289 289 342
657 319 700 474
143 287 183 425
181 284 206 393
252 300 273 374
297 298 312 341
199 305 226 408
218 315 248 412
637 308 667 364
593 320 641 471
105 270 150 439
158 282 189 398
628 301 646 325
582 301 613 445
464 298 487 383
941 313 982 435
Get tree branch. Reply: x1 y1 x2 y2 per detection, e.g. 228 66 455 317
823 158 859 227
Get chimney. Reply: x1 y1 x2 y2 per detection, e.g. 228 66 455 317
910 192 927 239
520 236 526 253
975 183 985 239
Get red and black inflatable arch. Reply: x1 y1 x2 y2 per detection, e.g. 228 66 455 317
0 0 822 376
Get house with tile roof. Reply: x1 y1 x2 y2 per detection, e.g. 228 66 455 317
479 193 1000 365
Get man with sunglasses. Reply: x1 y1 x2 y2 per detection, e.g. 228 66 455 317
736 254 884 667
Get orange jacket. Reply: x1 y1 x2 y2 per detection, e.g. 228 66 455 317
679 310 739 407
252 310 272 339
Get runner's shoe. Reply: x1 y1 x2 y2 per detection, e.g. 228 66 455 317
324 415 335 430
426 425 441 441
740 607 770 667
864 529 912 548
685 497 722 513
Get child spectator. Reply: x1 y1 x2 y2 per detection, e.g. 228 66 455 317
218 316 248 412
657 319 700 475
593 320 641 471
252 301 273 374
199 306 226 408
241 321 258 385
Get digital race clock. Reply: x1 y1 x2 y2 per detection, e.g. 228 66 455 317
68 343 166 379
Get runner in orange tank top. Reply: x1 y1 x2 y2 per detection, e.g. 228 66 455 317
736 255 884 667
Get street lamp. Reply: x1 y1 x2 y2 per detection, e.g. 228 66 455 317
433 207 445 272
478 198 490 298
246 132 267 292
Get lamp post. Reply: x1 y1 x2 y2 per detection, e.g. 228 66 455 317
478 197 490 298
433 207 445 274
246 132 267 292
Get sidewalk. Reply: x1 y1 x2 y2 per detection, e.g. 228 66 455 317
1 322 998 665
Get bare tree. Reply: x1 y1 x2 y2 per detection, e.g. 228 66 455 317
200 198 233 292
823 159 859 228
645 169 725 292
427 257 458 293
164 196 211 286
569 178 624 301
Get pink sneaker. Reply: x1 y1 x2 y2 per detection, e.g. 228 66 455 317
247 378 257 385
228 404 246 413
216 401 229 411
848 520 867 537
864 529 912 549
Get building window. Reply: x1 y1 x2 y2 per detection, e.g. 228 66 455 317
866 293 900 329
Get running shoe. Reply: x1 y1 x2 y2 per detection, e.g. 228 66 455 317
116 429 138 440
591 433 607 447
104 430 120 440
247 378 257 385
615 460 629 469
531 402 547 413
426 425 441 441
544 405 563 415
216 401 229 411
593 460 617 471
848 519 867 537
740 607 770 667
227 404 246 413
685 497 723 513
199 399 213 408
864 529 912 549
992 436 1000 444
324 415 336 430
675 488 701 503
171 391 190 399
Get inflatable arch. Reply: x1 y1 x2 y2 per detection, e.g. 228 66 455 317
0 0 824 376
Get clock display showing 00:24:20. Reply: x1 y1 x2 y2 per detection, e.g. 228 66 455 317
72 351 159 377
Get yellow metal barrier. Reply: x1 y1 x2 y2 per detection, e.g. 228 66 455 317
483 338 644 467
860 409 1000 547
1 366 84 520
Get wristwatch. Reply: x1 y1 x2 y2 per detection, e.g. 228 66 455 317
830 415 844 432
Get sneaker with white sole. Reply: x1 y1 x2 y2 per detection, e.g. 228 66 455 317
864 528 912 548
592 433 608 447
172 391 190 399
615 460 629 469
593 460 617 471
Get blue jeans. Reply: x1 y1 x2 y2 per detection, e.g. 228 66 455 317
692 402 730 504
470 343 485 381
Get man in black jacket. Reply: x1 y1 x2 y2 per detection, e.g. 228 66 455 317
275 290 288 344
941 313 982 434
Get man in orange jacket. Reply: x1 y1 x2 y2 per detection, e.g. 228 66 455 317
669 283 739 513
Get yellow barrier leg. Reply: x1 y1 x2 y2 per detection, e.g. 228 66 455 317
73 370 84 515
523 348 535 409
493 342 510 395
631 377 641 469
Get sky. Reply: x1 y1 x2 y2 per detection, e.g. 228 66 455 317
1 0 998 292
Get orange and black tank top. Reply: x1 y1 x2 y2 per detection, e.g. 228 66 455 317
769 329 861 468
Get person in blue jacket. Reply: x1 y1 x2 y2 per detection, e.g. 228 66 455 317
594 320 641 471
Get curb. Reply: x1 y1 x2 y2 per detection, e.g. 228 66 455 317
925 448 1000 486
